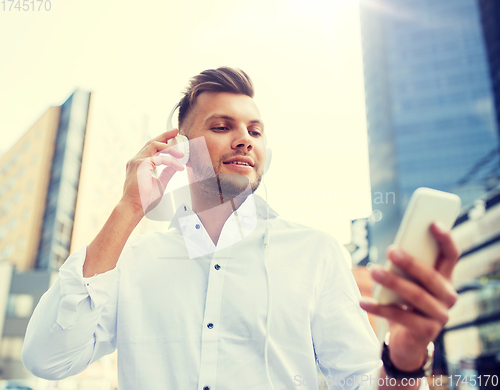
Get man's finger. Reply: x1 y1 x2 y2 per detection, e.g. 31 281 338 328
144 141 185 160
153 145 185 160
387 246 458 309
156 128 180 143
359 298 442 342
150 154 185 172
430 222 461 279
370 265 450 324
157 166 179 189
141 129 179 149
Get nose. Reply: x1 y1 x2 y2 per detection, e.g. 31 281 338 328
231 127 253 152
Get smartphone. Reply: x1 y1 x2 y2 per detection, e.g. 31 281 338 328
375 187 462 306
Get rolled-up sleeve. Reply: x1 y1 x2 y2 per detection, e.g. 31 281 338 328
22 244 124 380
56 246 117 329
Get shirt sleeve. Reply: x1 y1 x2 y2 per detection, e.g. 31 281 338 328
311 238 382 390
21 243 127 380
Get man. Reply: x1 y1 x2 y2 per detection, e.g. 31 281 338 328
22 67 460 390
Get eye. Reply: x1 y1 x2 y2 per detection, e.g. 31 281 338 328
248 125 263 137
211 126 229 131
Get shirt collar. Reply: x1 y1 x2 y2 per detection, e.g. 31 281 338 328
168 193 278 231
168 193 277 258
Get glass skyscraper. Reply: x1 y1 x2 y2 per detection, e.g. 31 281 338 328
359 0 500 262
36 90 91 270
478 0 500 145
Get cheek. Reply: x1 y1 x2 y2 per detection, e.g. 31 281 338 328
257 145 267 164
204 140 224 162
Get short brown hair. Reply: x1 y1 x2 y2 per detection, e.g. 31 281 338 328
178 67 254 131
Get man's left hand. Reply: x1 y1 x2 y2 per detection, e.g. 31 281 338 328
360 222 461 371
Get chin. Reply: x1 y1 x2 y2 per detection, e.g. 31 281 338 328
218 173 262 197
217 174 251 195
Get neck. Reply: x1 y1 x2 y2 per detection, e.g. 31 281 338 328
190 181 248 246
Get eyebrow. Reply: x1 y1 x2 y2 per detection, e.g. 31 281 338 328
204 115 265 131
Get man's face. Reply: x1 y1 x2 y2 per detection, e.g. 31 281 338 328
184 91 266 198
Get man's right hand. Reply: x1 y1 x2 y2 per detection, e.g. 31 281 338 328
121 129 185 216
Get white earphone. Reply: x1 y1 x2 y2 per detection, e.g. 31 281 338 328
166 102 272 173
166 103 190 166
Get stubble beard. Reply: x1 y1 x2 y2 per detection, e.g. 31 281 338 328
190 152 263 201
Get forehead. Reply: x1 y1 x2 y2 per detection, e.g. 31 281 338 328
191 91 261 123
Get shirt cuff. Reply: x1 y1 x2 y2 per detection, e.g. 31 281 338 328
56 246 117 329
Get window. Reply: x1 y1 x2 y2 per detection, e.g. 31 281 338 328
3 160 11 174
0 225 6 240
11 153 19 166
2 200 12 215
8 217 18 231
52 244 69 269
17 166 26 178
23 140 31 153
13 191 22 204
4 243 14 259
0 337 24 360
17 237 26 251
6 294 34 318
6 176 15 191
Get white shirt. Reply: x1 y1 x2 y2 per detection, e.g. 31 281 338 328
22 194 382 390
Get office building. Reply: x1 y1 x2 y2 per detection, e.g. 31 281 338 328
478 0 500 135
0 90 92 379
0 90 160 382
0 106 62 272
359 0 500 263
359 0 500 382
445 185 500 388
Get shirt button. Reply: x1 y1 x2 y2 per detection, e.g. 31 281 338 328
207 323 214 329
203 387 210 390
214 264 220 270
195 224 201 229
184 206 187 211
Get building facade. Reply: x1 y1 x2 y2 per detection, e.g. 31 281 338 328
478 0 500 137
0 106 61 272
359 0 500 384
445 186 500 388
36 91 91 271
359 0 500 263
0 90 160 382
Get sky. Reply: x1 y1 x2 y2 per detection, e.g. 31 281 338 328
0 0 372 244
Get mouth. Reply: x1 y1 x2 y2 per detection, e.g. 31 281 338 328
222 161 254 172
222 156 255 169
223 161 253 167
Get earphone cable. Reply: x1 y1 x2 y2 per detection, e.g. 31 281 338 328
263 174 275 390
